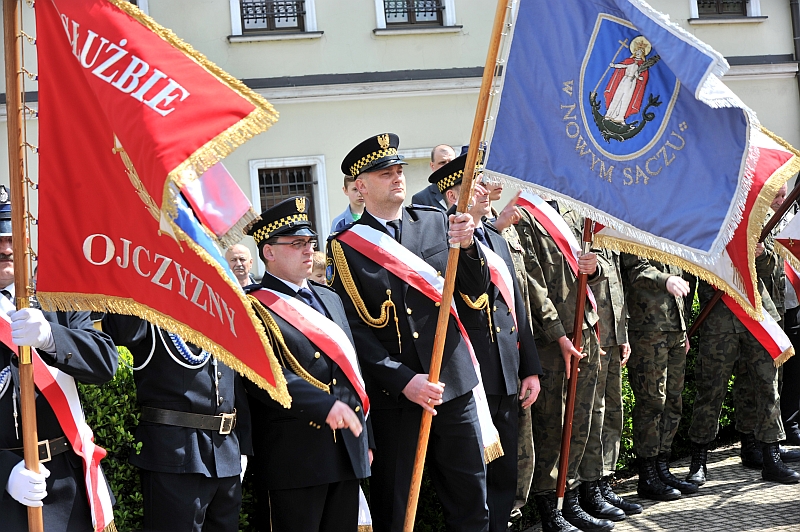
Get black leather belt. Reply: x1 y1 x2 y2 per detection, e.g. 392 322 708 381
141 406 237 435
1 435 71 463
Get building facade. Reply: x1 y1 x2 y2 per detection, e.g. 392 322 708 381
0 0 798 275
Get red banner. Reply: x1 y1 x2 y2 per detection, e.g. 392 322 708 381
35 0 289 405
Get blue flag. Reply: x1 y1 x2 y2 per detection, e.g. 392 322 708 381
484 0 757 263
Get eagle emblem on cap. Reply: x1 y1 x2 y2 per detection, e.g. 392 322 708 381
0 186 8 203
377 134 390 150
296 197 307 213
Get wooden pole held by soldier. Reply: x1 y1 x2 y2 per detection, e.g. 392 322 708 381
3 0 42 530
689 179 800 338
555 218 593 509
401 0 511 529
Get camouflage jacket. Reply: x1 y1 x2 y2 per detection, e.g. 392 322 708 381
620 254 686 332
594 249 628 347
514 203 604 346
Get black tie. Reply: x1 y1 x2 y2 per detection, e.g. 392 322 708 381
297 287 327 317
387 219 402 243
0 290 11 302
474 226 489 248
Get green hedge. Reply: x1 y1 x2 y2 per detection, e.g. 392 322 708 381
80 295 738 531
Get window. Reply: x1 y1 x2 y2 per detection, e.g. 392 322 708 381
698 0 746 16
241 0 305 32
229 0 319 41
374 0 457 31
257 166 317 220
249 156 330 267
384 0 444 25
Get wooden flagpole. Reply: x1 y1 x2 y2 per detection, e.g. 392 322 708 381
3 0 42 530
555 219 593 509
402 0 512 529
688 180 800 338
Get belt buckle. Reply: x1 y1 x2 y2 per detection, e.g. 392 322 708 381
219 412 236 435
39 439 52 463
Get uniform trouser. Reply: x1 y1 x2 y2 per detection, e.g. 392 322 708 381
486 394 519 532
514 393 534 510
265 478 359 532
689 330 785 445
596 345 624 476
141 470 241 532
627 330 686 458
732 360 760 435
369 391 489 532
532 329 599 493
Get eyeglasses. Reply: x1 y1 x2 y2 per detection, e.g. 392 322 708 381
268 239 318 250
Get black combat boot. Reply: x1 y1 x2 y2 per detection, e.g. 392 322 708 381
637 456 680 501
598 476 642 515
656 452 698 494
579 480 626 521
685 443 708 486
780 445 800 462
533 492 580 532
761 442 800 484
561 487 615 531
740 432 763 469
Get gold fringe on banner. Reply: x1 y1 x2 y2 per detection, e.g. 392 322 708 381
776 242 800 274
484 440 504 464
593 232 764 320
103 521 118 532
775 346 795 368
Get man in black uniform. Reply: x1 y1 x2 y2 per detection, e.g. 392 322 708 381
103 317 251 529
244 196 371 532
328 133 491 532
0 190 119 532
432 154 542 532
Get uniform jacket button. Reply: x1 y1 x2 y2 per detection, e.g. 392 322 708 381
332 378 337 385
406 308 412 315
355 406 361 412
412 332 419 339
314 352 321 359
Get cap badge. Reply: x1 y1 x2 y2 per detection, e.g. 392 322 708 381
0 186 8 203
296 197 307 213
377 134 390 150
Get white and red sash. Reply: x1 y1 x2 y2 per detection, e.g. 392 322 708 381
721 293 794 365
249 287 369 415
517 193 597 308
336 224 503 461
0 300 114 532
476 238 518 331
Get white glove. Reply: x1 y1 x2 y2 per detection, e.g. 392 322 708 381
240 455 248 483
5 461 50 507
9 308 56 353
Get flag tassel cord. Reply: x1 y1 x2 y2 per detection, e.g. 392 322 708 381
401 1 513 530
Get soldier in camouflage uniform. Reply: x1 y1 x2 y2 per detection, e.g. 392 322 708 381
515 202 614 532
581 249 641 518
687 240 800 484
621 254 697 500
733 197 800 465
